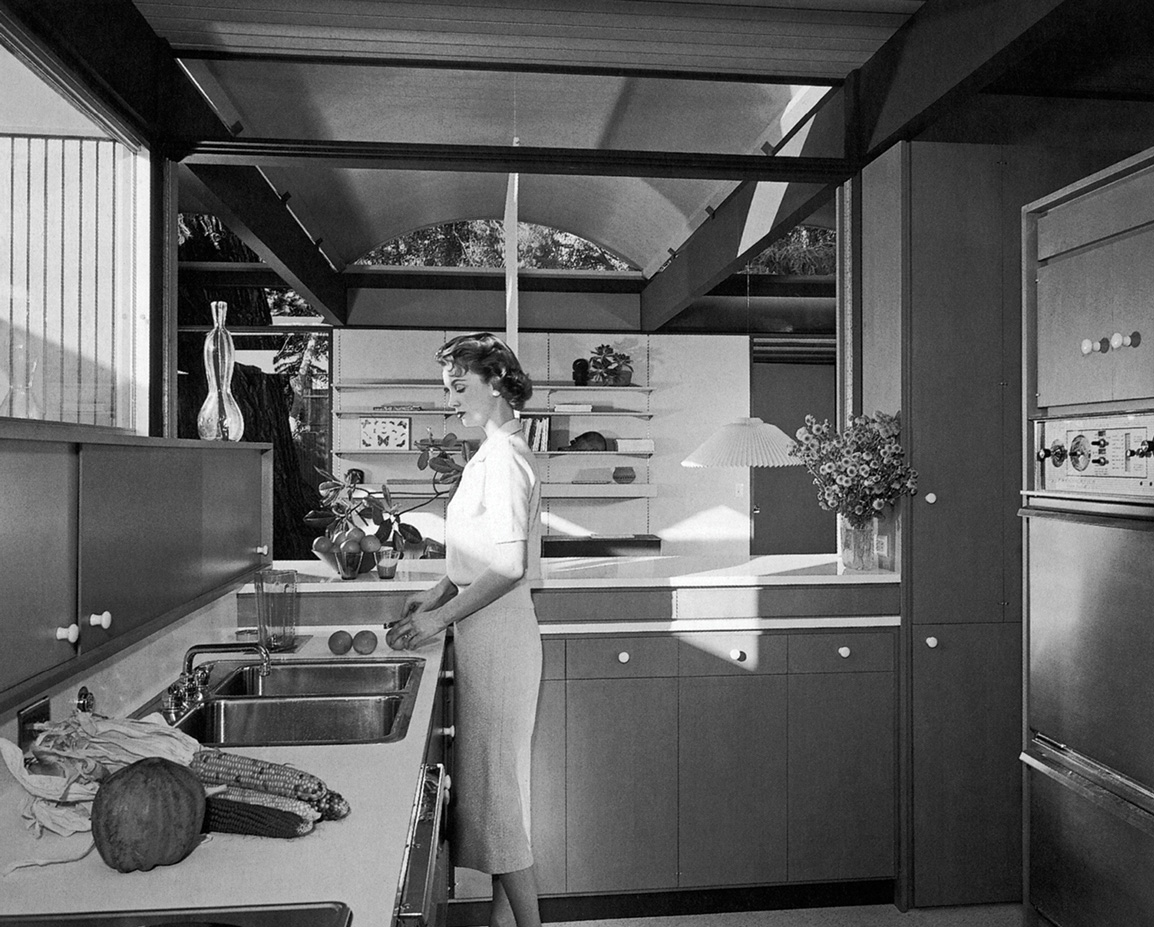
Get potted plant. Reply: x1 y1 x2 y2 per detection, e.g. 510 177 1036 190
588 344 634 385
789 411 918 571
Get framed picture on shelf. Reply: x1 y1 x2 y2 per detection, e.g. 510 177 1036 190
359 416 411 450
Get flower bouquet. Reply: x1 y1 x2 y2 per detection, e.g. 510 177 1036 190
790 411 918 569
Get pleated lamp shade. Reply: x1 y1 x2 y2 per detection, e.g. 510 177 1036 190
681 417 801 468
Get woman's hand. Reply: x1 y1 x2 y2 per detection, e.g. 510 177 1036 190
386 607 447 650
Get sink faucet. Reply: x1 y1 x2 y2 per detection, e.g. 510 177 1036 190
183 642 272 679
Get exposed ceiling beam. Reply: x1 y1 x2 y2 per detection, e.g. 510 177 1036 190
639 85 847 331
180 165 348 325
177 138 856 184
638 0 1127 331
0 0 228 146
853 0 1121 160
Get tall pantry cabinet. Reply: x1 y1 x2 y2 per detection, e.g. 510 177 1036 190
859 141 1119 907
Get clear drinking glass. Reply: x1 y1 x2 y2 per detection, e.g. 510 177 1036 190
254 568 298 651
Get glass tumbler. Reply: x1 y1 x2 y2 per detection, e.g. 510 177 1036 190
254 568 298 651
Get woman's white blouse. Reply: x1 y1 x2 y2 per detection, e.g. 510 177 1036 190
446 419 542 586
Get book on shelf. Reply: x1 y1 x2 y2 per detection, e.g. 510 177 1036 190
552 403 594 413
615 437 655 453
519 414 551 452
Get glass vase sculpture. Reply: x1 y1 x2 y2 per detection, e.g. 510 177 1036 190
838 515 879 572
197 300 244 441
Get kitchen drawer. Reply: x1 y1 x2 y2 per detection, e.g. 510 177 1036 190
788 632 894 674
677 631 787 676
566 636 678 679
542 640 565 680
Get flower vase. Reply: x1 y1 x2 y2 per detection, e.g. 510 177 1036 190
197 300 245 441
838 515 879 572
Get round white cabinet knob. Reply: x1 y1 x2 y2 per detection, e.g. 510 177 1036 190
926 636 939 649
56 623 79 644
838 646 851 658
729 649 747 662
88 610 112 629
925 493 937 504
1081 338 1095 355
255 545 270 556
436 725 455 740
617 651 631 664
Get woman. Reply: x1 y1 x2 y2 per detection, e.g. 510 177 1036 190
386 332 543 927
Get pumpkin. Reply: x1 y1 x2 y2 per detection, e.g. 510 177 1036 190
91 756 206 872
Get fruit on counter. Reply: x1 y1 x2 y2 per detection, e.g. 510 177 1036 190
359 533 382 553
91 756 206 873
338 537 362 555
353 629 378 654
345 526 366 543
328 629 354 654
312 535 335 554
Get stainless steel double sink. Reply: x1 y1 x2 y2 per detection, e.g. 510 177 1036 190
167 658 424 748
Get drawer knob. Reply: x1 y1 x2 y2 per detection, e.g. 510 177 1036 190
926 636 939 648
436 725 456 740
617 651 631 664
255 544 270 556
88 610 112 629
56 623 79 644
838 646 851 658
729 649 747 662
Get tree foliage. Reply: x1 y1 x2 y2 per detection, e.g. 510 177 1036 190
357 220 634 271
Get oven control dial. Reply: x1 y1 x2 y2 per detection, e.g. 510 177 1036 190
1129 440 1154 459
1068 434 1091 472
1037 441 1068 466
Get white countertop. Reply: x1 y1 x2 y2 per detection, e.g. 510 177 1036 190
0 630 445 927
258 553 899 592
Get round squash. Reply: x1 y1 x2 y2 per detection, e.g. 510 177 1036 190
91 756 206 873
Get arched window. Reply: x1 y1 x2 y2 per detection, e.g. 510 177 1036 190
356 220 636 272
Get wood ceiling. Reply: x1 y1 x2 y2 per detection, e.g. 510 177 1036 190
4 1 1154 330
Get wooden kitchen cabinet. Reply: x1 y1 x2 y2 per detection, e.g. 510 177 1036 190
565 636 679 894
0 440 79 695
678 673 788 886
530 641 567 895
911 623 1022 906
0 424 270 715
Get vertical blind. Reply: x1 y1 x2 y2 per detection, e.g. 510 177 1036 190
0 135 149 430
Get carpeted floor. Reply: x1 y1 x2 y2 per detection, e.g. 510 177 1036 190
548 903 1047 927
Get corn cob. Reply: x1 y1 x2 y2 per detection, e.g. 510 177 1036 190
190 749 327 803
315 789 351 821
203 795 314 838
217 786 322 823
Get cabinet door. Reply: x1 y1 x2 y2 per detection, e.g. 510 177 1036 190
788 672 895 881
678 674 787 887
0 441 79 694
566 676 678 893
911 623 1022 906
531 677 566 895
1035 255 1114 408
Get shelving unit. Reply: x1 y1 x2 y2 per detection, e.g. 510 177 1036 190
331 377 656 502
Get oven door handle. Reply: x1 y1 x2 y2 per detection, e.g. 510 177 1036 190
1018 505 1154 531
396 763 449 927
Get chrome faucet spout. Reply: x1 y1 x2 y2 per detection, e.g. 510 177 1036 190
183 642 272 678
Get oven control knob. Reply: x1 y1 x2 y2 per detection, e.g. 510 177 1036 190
1129 441 1154 459
1037 442 1068 466
1090 438 1109 448
1092 457 1108 467
1068 435 1091 472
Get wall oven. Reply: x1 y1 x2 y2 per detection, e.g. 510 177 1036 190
1021 412 1154 927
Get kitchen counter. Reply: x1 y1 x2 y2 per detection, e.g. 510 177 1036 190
240 555 901 633
0 629 446 927
261 553 899 591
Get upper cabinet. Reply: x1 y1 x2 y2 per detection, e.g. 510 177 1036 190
1027 147 1154 413
0 424 270 714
